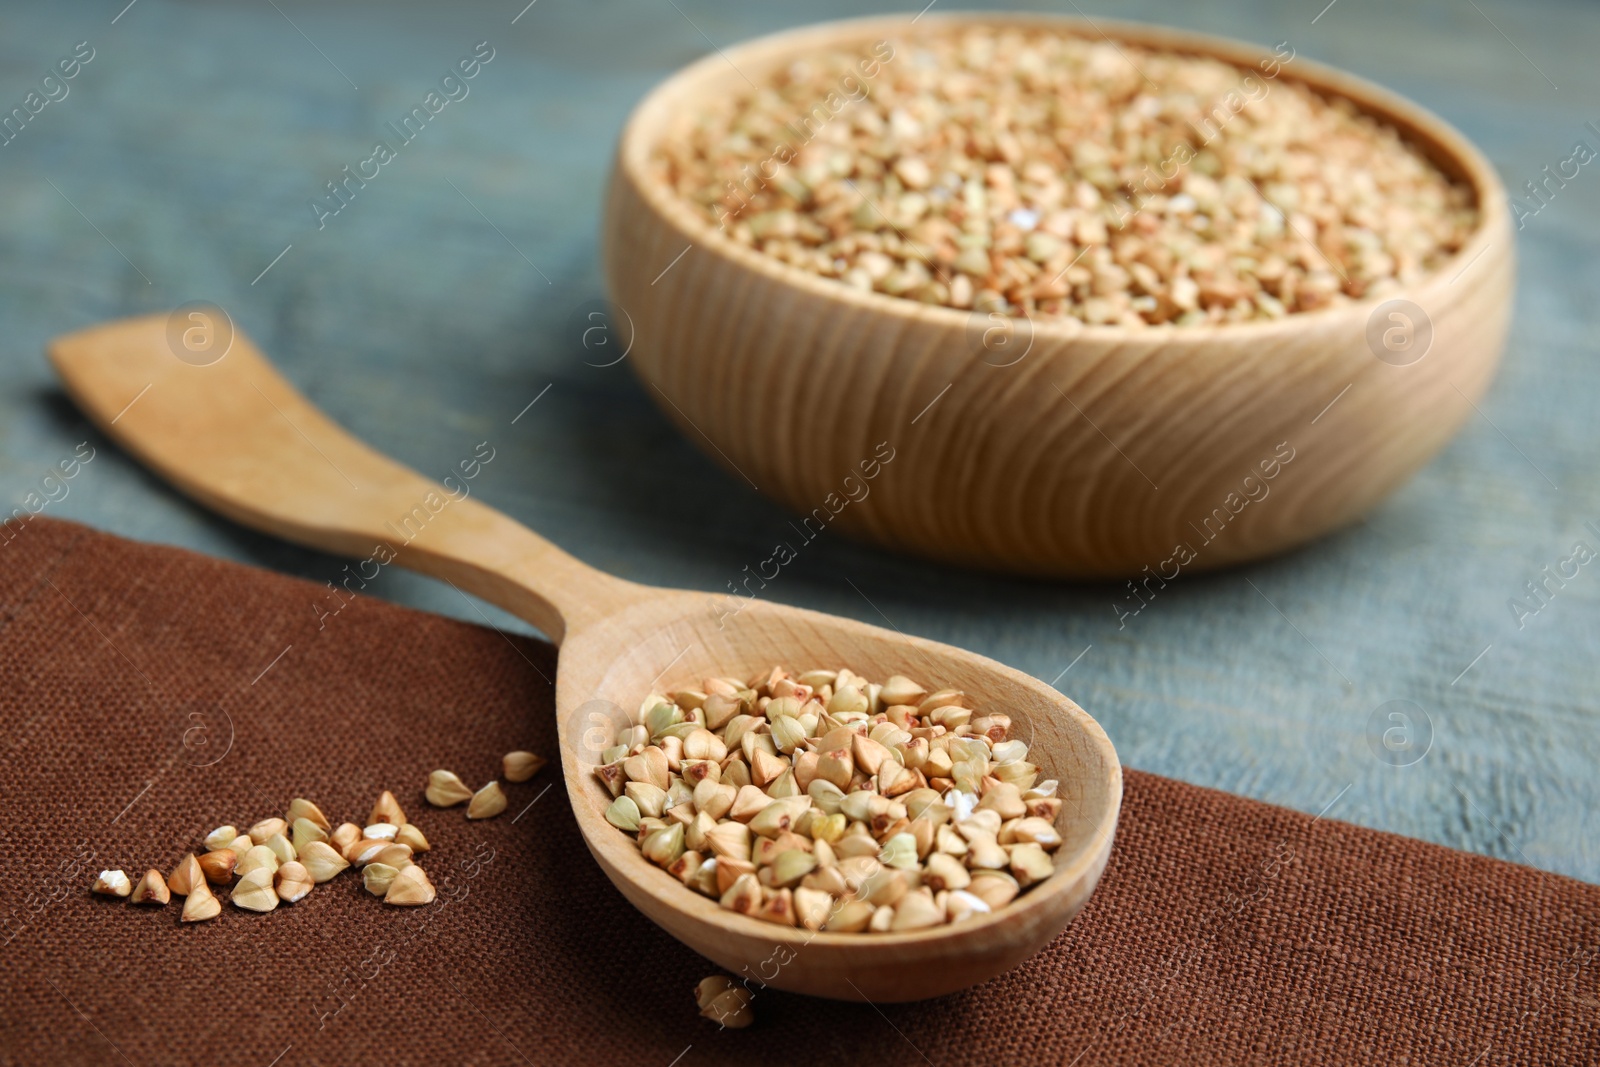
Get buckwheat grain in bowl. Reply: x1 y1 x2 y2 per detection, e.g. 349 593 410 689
608 15 1511 578
654 26 1479 326
594 666 1061 933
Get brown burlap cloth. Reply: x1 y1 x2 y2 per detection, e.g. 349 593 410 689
1 517 1595 1066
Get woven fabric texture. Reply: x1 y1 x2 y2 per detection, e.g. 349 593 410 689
0 518 1594 1066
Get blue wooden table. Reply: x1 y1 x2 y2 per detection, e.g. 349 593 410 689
1 0 1595 883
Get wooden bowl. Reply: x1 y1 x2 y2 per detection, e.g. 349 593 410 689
603 13 1513 578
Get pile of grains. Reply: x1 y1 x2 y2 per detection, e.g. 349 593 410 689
596 666 1064 933
90 793 441 921
656 28 1479 326
87 750 546 921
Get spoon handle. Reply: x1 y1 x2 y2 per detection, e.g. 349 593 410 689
49 314 641 642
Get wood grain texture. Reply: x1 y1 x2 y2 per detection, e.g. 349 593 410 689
0 0 1592 897
605 13 1515 578
49 317 1122 1002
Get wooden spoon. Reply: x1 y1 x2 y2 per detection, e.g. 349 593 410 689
50 314 1120 1002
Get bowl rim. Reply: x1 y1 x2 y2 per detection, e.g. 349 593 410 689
613 11 1511 344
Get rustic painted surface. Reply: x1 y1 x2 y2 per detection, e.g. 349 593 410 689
0 0 1594 883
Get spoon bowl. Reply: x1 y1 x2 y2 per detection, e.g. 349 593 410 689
562 595 1119 1000
49 315 1120 1001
